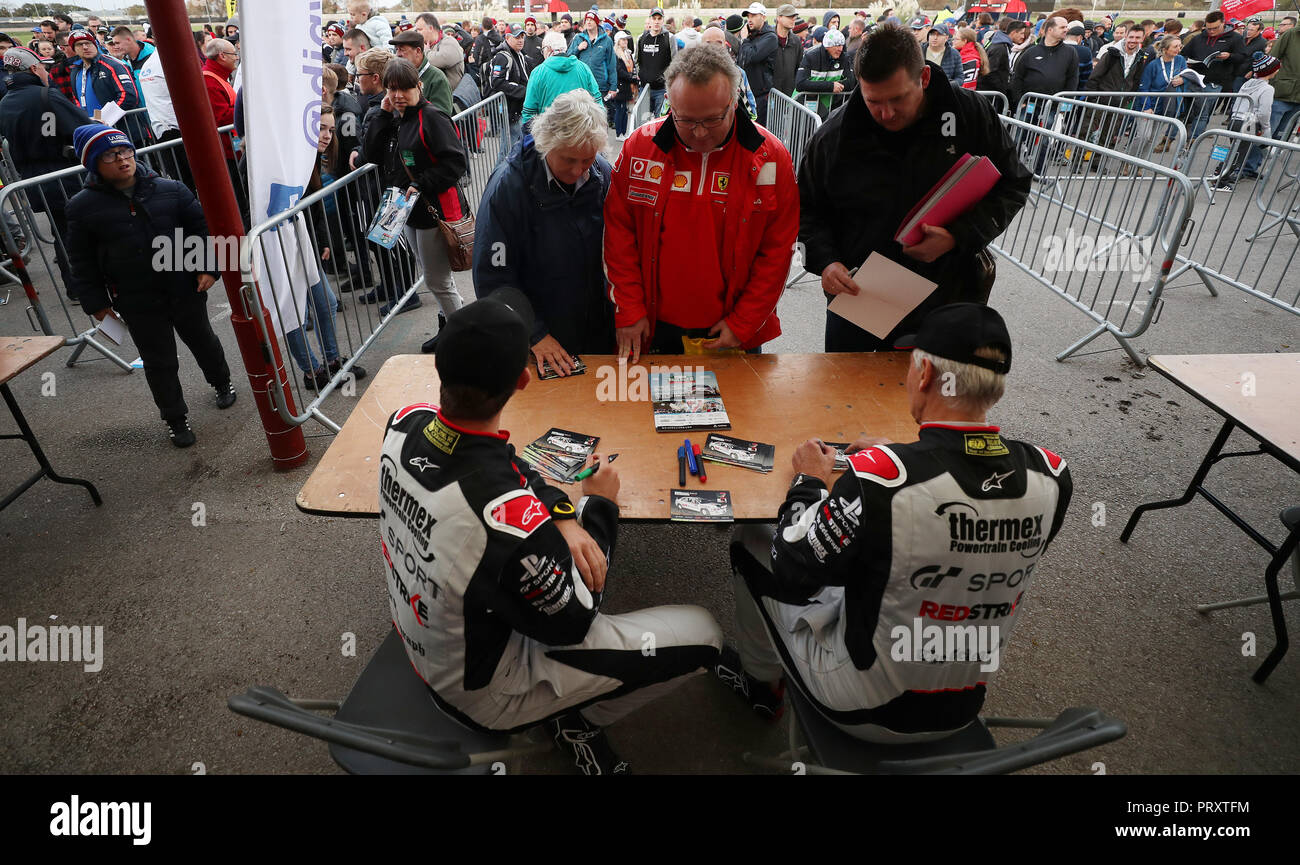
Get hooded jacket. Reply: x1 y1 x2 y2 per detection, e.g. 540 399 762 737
426 31 465 91
489 43 530 122
473 136 614 354
738 21 780 97
66 165 216 314
0 69 90 183
520 53 603 124
1087 40 1153 93
568 27 617 93
772 27 803 96
982 28 1015 96
635 28 676 90
799 62 1032 341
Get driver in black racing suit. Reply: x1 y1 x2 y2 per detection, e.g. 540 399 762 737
380 288 722 774
717 304 1073 743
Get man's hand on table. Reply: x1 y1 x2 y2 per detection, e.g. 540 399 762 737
702 318 740 350
847 435 892 453
616 317 650 364
792 438 837 488
531 334 576 377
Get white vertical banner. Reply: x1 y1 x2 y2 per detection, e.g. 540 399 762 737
241 0 323 338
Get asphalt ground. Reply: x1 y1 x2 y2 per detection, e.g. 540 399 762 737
1 125 1298 776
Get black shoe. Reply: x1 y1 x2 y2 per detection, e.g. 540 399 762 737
1215 174 1236 190
1239 171 1259 181
380 294 422 316
421 313 448 354
548 711 630 776
712 644 785 721
166 416 196 448
335 298 344 313
357 287 383 305
215 382 236 409
302 367 330 390
329 358 366 380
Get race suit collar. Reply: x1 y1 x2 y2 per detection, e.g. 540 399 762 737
436 409 510 440
920 421 1000 432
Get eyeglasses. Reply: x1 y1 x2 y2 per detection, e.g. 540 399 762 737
222 50 239 57
674 104 734 132
100 148 135 164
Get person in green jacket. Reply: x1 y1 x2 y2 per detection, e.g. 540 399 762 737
1269 25 1300 141
521 30 603 125
392 29 454 116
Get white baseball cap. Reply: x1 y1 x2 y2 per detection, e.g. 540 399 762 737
746 3 767 15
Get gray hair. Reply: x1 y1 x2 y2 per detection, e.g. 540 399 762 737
204 38 233 59
1156 34 1182 54
541 30 567 55
665 41 741 94
912 346 1007 413
530 90 609 158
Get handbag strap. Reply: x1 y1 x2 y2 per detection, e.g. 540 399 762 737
401 162 443 221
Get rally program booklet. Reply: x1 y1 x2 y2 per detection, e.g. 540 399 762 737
650 370 730 432
538 356 588 380
701 433 775 473
519 428 598 483
669 489 734 523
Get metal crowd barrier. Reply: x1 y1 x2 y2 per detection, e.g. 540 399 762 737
241 163 424 432
119 106 156 148
1166 128 1300 319
0 126 246 372
990 115 1195 366
449 92 509 218
1015 93 1188 173
630 84 656 130
765 88 822 175
978 90 1010 115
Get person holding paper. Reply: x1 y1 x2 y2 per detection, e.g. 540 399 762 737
716 304 1073 742
606 43 798 362
798 24 1031 352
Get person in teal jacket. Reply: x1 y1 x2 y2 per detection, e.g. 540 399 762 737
522 30 603 124
568 11 617 98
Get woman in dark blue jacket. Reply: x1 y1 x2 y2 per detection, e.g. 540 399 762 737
66 123 235 447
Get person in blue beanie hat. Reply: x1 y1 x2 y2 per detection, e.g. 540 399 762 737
67 122 237 448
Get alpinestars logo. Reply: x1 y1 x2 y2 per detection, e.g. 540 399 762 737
557 726 603 775
981 470 1013 491
408 456 437 473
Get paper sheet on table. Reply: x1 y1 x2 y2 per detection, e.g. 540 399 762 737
95 313 129 346
827 252 939 339
97 102 126 127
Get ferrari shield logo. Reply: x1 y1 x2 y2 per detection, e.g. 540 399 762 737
711 172 730 194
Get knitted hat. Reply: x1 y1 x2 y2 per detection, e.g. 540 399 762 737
726 14 746 33
67 30 97 49
1251 51 1280 76
823 29 846 47
74 122 134 171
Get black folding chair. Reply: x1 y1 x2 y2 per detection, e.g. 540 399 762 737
229 628 547 775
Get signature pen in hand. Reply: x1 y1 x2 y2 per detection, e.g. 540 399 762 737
573 453 618 482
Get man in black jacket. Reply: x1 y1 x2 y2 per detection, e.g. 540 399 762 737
738 3 779 124
799 25 1031 352
0 46 90 302
1085 26 1153 147
635 8 675 116
68 123 236 448
1009 16 1077 108
1182 10 1248 139
771 3 802 97
490 24 530 149
982 20 1024 101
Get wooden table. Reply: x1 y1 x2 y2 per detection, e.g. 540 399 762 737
1 336 102 511
297 352 916 520
1121 353 1300 683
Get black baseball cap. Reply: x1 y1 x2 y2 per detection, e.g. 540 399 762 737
435 287 535 394
893 303 1013 374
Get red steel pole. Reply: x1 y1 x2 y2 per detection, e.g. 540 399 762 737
144 0 309 471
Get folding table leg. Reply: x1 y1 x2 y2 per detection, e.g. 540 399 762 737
1120 418 1234 543
0 383 102 510
1253 524 1300 684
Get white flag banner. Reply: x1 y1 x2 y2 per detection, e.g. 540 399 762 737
241 0 323 340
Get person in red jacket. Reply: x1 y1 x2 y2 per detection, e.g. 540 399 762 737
605 43 797 362
201 37 248 226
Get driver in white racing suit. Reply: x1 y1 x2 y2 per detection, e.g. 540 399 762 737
716 304 1073 743
380 288 722 774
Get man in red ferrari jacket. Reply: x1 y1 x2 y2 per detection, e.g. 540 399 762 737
604 42 798 361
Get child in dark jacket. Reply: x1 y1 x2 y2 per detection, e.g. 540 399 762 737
67 123 235 448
